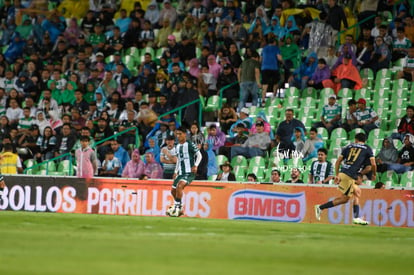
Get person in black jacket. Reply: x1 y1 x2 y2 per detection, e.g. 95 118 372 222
216 161 236 181
216 63 239 107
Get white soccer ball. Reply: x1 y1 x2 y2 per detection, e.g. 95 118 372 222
166 206 177 217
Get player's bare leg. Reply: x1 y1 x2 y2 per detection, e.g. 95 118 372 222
352 184 369 225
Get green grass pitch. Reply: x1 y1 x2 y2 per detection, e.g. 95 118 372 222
1 211 413 275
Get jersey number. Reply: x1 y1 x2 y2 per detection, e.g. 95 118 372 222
347 148 361 163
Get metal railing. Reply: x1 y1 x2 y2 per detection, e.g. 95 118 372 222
336 14 376 46
23 126 140 175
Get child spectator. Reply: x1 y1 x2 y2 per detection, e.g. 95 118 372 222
99 149 121 177
75 136 98 178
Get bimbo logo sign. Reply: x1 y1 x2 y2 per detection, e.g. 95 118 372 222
228 190 306 222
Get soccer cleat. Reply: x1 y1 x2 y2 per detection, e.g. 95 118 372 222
353 217 369 225
314 205 321 221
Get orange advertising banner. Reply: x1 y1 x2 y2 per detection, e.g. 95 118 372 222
1 176 413 227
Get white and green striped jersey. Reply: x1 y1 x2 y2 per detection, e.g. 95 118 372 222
175 141 199 175
355 107 377 123
322 103 341 121
18 117 33 130
310 160 334 183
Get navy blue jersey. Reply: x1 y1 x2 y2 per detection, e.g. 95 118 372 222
340 143 374 179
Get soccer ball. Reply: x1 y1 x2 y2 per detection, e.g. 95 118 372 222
166 205 183 217
166 206 177 217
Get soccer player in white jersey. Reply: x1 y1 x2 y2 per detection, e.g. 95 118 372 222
167 127 202 217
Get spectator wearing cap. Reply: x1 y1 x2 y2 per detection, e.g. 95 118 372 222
216 161 236 181
231 120 271 159
229 107 253 137
155 18 173 48
167 53 186 74
237 51 261 111
387 134 414 174
160 134 177 179
313 94 342 133
355 98 379 134
324 53 362 94
217 63 239 107
158 0 178 27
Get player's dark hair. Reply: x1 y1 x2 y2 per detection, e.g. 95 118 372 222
318 148 328 155
310 127 317 133
348 99 357 106
407 105 414 112
176 126 187 133
355 133 366 142
374 182 385 189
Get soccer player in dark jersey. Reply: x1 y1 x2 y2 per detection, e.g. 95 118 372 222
315 133 376 225
167 127 202 217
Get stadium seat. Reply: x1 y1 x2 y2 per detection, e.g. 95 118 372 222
24 159 37 175
284 96 300 109
40 161 56 173
216 155 228 167
58 160 75 176
285 158 304 170
316 127 329 143
320 88 334 100
380 170 399 188
375 79 391 92
233 165 246 181
231 155 248 169
399 171 414 188
248 156 266 169
356 88 373 101
301 87 318 98
204 95 220 112
337 88 354 99
348 128 366 141
393 79 409 91
376 68 392 80
285 87 300 98
330 127 348 140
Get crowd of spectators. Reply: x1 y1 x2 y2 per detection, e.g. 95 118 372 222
0 0 412 187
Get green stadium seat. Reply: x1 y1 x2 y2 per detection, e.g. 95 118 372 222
399 171 414 188
284 96 300 109
337 88 354 99
375 78 391 91
57 160 75 176
330 127 348 140
316 127 329 143
376 68 392 80
231 155 248 169
248 156 266 169
356 88 373 101
300 97 317 109
24 159 37 175
233 165 246 181
216 155 228 167
380 170 399 188
301 87 318 98
40 161 56 173
348 128 366 141
320 88 334 100
125 47 140 59
285 87 300 98
391 98 408 111
393 79 409 91
204 95 220 112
